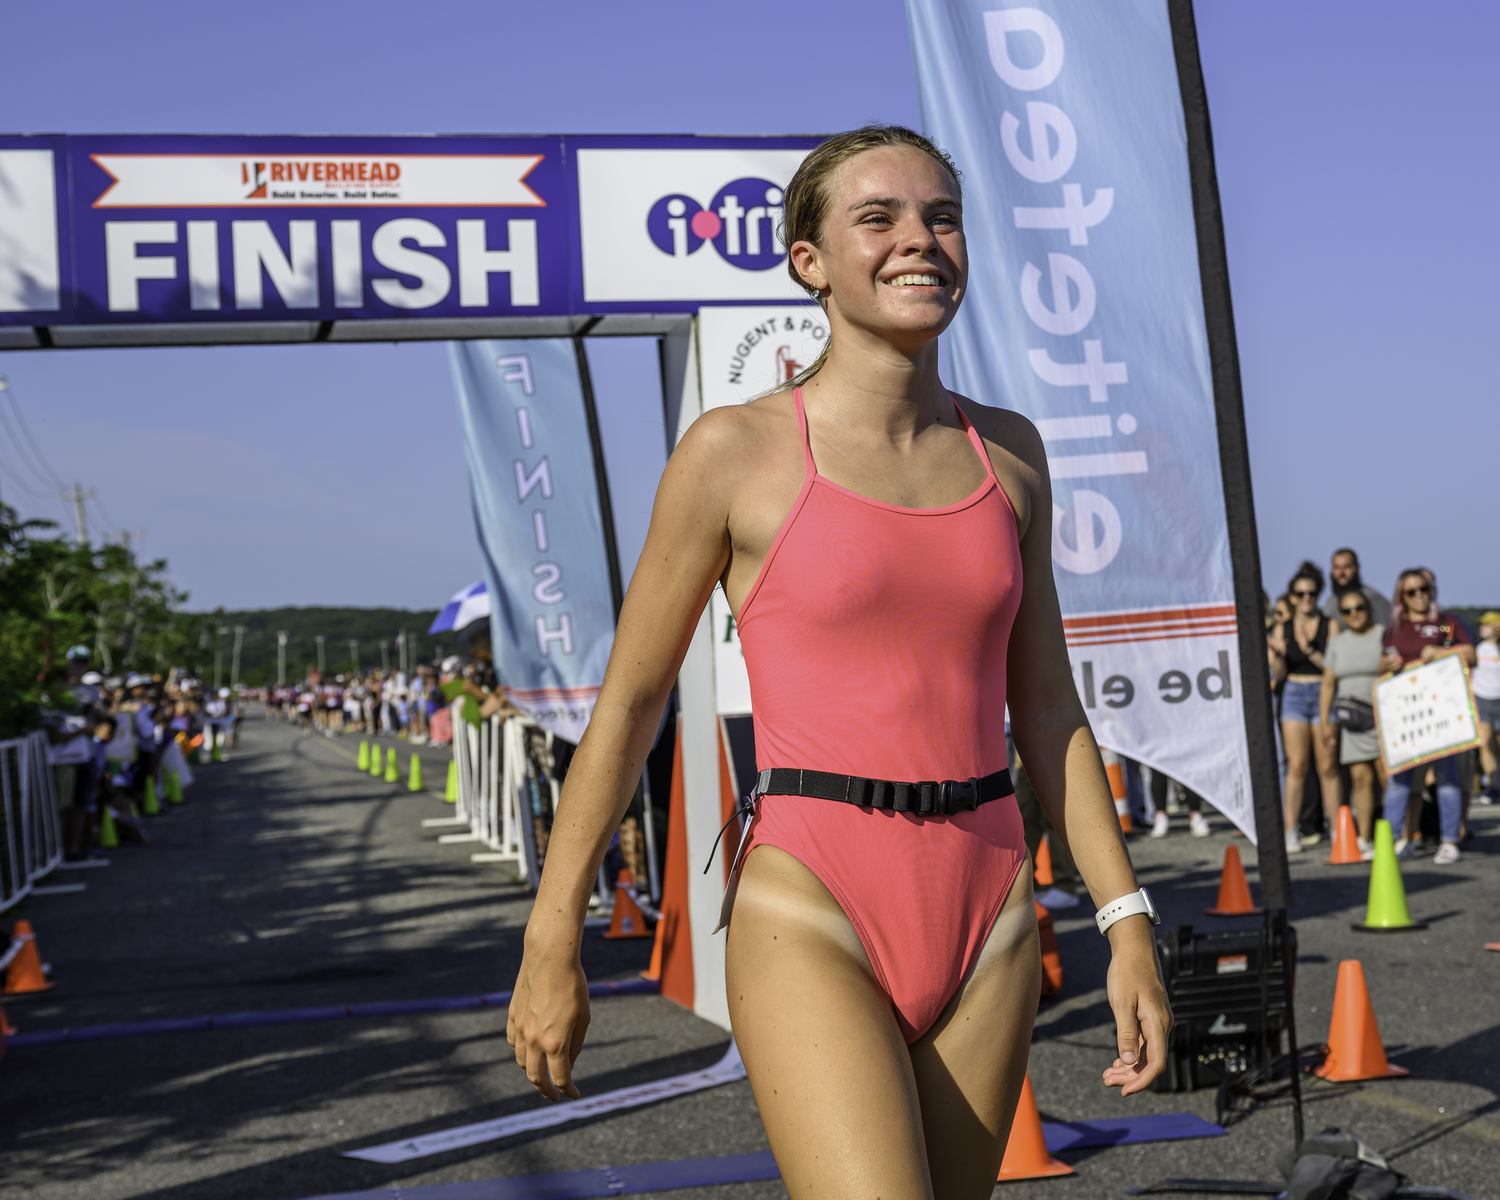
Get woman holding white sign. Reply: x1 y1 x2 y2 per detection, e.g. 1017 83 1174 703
507 126 1171 1200
1378 569 1476 864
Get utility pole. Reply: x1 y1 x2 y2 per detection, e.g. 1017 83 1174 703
397 630 406 675
379 640 389 673
214 626 228 691
349 639 359 673
277 631 288 686
60 483 94 545
315 634 326 678
230 625 246 691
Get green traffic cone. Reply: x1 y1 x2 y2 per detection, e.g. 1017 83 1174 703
142 776 161 816
370 744 383 777
407 753 424 792
1353 819 1428 932
165 769 184 805
384 750 400 783
357 740 370 771
445 760 458 804
98 805 120 849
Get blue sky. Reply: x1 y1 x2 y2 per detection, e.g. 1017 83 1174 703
0 0 1495 610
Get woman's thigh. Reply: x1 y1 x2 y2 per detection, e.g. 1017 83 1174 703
1281 720 1311 769
726 844 933 1200
912 859 1040 1200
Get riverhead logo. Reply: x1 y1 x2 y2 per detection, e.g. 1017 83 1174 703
646 178 785 271
239 158 404 200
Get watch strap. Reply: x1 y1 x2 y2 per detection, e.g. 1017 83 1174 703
1095 888 1155 935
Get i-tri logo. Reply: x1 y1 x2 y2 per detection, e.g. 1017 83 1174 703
646 177 785 271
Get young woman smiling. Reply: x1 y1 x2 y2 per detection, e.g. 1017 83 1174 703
1267 562 1341 852
506 127 1171 1200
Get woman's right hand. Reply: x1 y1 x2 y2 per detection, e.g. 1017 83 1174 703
507 939 591 1101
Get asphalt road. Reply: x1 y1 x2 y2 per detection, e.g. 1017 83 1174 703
1 719 1496 1200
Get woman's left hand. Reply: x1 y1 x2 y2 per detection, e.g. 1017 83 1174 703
1101 920 1172 1096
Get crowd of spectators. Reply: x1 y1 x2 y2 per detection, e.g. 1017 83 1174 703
264 668 444 743
259 624 523 747
1266 547 1499 866
42 648 237 858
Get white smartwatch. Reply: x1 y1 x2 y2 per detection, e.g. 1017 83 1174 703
1094 887 1160 935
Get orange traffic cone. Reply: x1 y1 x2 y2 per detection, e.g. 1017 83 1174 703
1034 837 1055 887
998 1072 1073 1181
0 1005 15 1036
1316 960 1408 1081
641 916 664 981
1327 805 1361 865
1035 900 1063 996
1485 940 1500 952
1205 845 1262 916
2 921 53 996
1102 752 1133 833
603 869 653 940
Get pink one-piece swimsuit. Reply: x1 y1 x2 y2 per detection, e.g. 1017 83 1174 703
731 387 1028 1044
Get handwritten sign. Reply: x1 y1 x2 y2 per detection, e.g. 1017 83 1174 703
1375 651 1481 773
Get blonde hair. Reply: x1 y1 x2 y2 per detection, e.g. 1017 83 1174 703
778 125 962 392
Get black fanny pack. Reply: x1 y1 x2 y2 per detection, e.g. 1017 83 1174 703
1331 696 1376 733
755 766 1013 817
704 765 1014 877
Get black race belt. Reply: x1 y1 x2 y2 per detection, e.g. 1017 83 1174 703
755 766 1013 818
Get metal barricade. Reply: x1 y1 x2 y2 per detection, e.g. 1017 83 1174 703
450 702 529 881
1 732 64 914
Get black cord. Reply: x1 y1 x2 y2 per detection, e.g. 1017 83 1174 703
3 384 67 489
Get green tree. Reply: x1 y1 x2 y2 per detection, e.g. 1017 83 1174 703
0 502 204 735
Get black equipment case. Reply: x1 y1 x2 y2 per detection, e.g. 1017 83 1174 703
1150 921 1297 1092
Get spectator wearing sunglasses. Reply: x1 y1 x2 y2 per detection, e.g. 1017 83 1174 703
1378 569 1476 864
1319 548 1392 630
1267 561 1342 854
1319 592 1386 855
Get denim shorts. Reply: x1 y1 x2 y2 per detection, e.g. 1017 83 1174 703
1281 678 1322 725
1478 695 1500 728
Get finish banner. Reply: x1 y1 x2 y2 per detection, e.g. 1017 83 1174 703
449 339 615 743
909 1 1254 837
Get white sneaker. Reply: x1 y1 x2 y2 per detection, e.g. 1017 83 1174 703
1433 842 1461 865
1151 811 1170 838
1299 831 1323 848
1189 812 1211 837
1393 837 1412 858
1357 836 1374 862
1285 829 1303 854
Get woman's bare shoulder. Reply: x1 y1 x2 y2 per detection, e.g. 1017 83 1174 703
663 389 801 500
950 393 1046 481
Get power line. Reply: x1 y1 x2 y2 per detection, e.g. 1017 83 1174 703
0 452 59 500
0 401 58 495
0 377 66 490
90 491 121 535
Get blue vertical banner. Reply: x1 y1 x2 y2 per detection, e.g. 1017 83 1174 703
908 0 1254 837
449 339 615 743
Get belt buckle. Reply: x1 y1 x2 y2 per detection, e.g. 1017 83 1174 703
941 777 978 814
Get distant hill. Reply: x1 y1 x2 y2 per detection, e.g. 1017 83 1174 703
187 606 444 687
